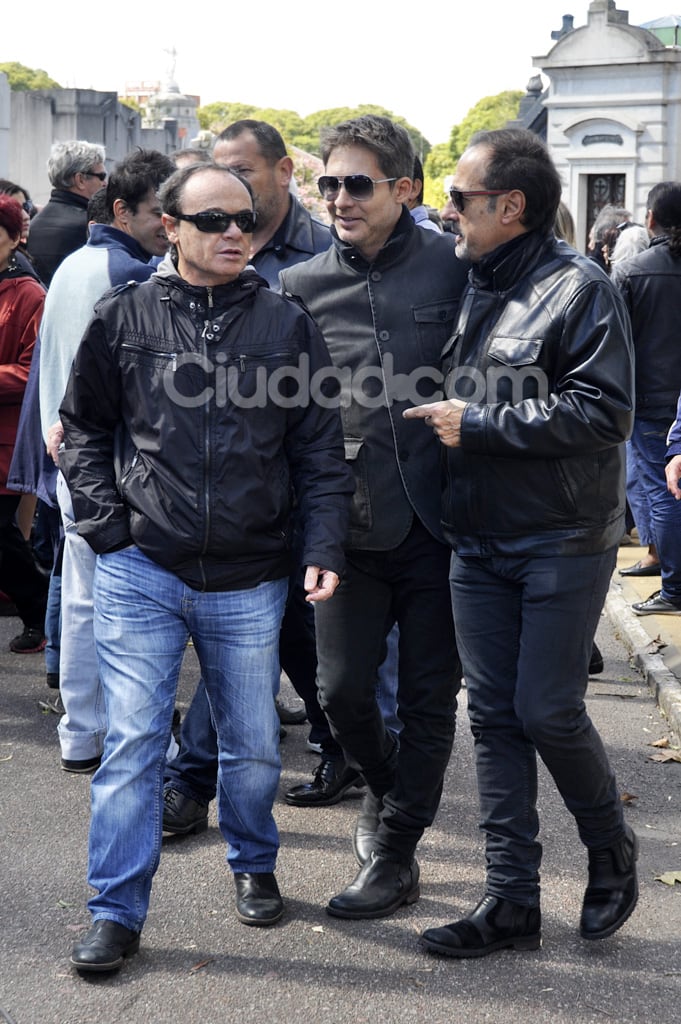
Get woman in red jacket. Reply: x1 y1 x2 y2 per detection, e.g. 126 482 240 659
0 193 48 652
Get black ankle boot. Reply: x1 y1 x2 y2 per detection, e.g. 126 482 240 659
421 894 541 958
580 824 638 939
352 790 383 866
327 852 420 919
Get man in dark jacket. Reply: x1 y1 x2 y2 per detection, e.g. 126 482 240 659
281 115 468 920
405 128 637 957
60 163 353 974
613 182 681 615
28 140 107 286
213 119 331 287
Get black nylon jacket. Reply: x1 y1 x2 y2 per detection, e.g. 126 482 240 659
59 261 354 591
441 231 634 557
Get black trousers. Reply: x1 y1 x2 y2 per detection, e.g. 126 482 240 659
314 517 461 862
0 494 48 631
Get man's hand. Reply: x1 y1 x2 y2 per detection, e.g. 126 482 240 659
666 454 681 500
403 399 468 447
304 566 340 603
46 421 64 465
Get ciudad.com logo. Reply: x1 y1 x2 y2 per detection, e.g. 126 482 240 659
162 351 549 410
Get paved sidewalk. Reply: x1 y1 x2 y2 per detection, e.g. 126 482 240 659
2 578 681 1024
607 539 681 746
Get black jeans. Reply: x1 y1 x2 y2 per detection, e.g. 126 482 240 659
451 547 624 905
0 494 48 631
314 517 460 862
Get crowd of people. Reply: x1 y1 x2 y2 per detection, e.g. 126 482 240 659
7 113 681 975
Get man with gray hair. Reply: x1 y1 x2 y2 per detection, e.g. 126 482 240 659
28 140 107 285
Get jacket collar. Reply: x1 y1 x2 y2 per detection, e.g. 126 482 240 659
87 223 155 263
470 229 549 292
331 205 415 270
154 251 266 306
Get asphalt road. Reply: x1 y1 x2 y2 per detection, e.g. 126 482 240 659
1 608 680 1024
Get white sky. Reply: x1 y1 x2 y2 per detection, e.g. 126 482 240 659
3 1 658 145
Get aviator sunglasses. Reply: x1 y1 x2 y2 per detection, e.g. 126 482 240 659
173 210 257 233
318 174 398 202
449 188 512 213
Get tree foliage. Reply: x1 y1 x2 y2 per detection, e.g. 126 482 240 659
196 101 430 161
448 90 524 162
0 61 61 90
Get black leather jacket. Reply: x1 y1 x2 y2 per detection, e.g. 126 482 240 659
441 230 634 557
59 260 354 591
252 196 331 289
281 207 468 551
27 189 89 286
613 235 681 421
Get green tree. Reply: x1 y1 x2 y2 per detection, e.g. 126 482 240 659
197 101 258 133
448 90 524 163
422 90 524 213
0 61 61 90
299 105 429 160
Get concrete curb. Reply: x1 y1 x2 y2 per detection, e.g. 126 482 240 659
605 585 681 747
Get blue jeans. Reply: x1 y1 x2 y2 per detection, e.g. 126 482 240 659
628 417 681 599
56 473 105 761
88 546 287 932
451 548 624 906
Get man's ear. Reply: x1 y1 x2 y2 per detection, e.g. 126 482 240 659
112 197 130 229
162 212 179 245
499 189 526 225
394 176 413 205
277 156 294 188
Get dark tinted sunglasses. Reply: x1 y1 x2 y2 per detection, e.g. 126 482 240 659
174 210 256 233
317 174 397 202
83 171 107 182
449 188 511 213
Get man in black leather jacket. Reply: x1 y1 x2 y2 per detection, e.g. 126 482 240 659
60 163 353 974
406 129 637 958
282 115 468 921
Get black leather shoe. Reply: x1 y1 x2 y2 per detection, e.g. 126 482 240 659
275 697 307 725
162 787 209 835
421 894 541 958
353 791 383 866
327 852 420 919
234 872 283 926
580 824 638 939
285 757 363 807
70 919 140 973
619 560 661 577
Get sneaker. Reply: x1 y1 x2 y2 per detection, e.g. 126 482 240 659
9 627 46 653
632 590 681 616
61 755 101 774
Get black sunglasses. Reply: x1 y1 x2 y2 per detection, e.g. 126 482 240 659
317 174 397 202
449 188 511 213
83 171 107 182
174 210 256 233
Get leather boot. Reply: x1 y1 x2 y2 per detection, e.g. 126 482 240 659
580 824 639 939
352 790 383 866
234 871 283 926
327 852 420 919
71 919 141 973
421 894 541 958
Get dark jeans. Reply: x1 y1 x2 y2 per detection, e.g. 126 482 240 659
165 562 342 805
314 517 460 863
628 416 681 601
0 494 48 631
450 547 624 906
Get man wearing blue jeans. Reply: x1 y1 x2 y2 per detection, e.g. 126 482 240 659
59 163 352 974
613 181 681 615
406 128 637 957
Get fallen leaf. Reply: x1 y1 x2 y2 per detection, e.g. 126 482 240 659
655 871 681 886
0 754 12 762
189 958 215 973
56 899 74 909
651 737 670 748
620 792 638 803
649 750 681 763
